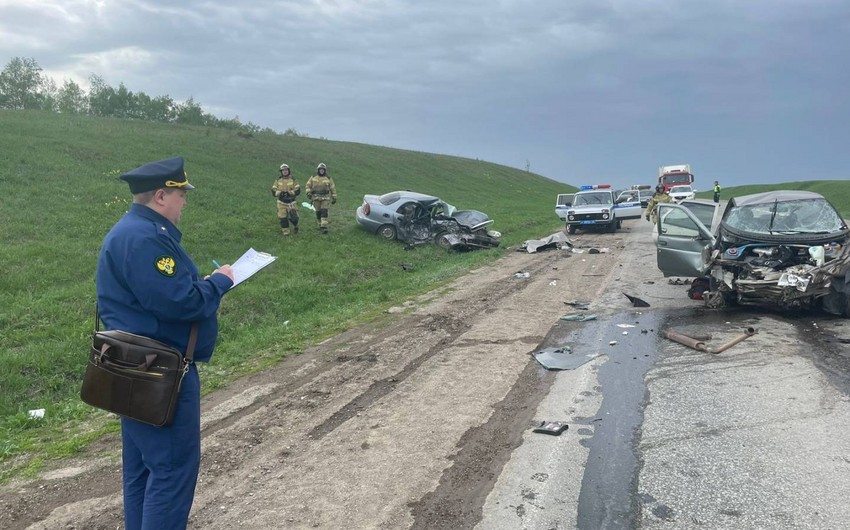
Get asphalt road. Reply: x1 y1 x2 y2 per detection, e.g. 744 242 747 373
479 219 850 530
4 218 850 529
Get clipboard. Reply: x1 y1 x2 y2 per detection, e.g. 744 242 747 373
229 248 277 288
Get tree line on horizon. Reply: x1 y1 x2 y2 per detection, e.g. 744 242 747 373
0 56 308 137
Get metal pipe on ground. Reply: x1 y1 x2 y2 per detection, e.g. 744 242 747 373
706 327 757 354
663 329 707 351
663 327 757 354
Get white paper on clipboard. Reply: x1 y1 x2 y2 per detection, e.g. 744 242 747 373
230 248 276 288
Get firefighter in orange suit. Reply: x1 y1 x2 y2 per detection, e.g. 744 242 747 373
305 163 337 234
271 163 301 235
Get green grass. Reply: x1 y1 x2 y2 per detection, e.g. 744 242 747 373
696 181 850 217
0 109 575 482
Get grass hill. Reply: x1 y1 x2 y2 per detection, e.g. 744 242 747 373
0 110 574 481
696 182 850 216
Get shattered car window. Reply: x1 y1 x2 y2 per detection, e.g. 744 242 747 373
725 199 845 234
573 192 613 206
441 202 457 217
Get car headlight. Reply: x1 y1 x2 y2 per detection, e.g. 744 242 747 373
602 213 609 219
568 215 574 221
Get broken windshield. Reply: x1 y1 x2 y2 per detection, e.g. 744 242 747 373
436 202 457 218
724 198 845 234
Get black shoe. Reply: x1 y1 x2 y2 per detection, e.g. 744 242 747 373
320 227 328 234
293 225 299 234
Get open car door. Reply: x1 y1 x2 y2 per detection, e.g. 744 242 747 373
555 193 575 220
655 202 719 277
613 196 642 220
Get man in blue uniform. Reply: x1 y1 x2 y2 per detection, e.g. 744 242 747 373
96 156 234 530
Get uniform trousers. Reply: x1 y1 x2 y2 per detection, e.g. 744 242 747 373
121 363 201 530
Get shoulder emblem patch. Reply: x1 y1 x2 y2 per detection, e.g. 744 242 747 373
155 256 177 277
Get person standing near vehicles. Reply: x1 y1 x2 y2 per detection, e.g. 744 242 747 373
271 163 301 236
96 156 234 530
645 184 672 224
305 162 337 234
713 180 721 203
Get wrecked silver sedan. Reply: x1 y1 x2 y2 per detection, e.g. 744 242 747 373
355 191 501 250
655 190 850 314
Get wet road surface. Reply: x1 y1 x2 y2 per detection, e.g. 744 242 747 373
480 221 850 530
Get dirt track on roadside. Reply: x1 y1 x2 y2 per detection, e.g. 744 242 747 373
0 229 632 530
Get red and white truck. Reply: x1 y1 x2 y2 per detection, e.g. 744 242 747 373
657 164 694 194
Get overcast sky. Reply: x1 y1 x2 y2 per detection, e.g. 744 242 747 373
2 0 848 189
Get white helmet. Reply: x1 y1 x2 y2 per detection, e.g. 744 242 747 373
279 163 289 171
317 163 327 171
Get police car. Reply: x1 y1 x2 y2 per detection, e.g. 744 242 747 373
564 185 642 234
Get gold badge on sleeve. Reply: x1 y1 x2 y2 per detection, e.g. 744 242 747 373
155 256 177 277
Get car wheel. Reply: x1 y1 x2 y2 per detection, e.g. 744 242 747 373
708 275 737 307
378 224 397 240
607 221 616 233
434 233 453 251
616 219 622 229
566 224 576 234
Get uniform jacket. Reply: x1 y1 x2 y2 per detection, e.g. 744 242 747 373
306 174 337 200
96 204 232 362
646 193 673 223
272 177 301 203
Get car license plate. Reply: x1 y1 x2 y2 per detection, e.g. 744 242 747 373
580 220 595 225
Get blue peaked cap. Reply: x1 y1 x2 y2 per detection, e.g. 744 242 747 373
118 156 195 194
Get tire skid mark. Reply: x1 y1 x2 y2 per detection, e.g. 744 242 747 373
306 256 561 441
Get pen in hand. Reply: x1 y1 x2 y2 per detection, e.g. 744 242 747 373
209 260 235 283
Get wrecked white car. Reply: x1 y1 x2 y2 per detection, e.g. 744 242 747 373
655 190 850 315
355 191 501 251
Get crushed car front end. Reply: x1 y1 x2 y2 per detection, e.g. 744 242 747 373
705 191 850 312
433 206 501 251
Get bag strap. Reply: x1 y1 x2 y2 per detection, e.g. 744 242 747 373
184 322 199 363
96 305 200 362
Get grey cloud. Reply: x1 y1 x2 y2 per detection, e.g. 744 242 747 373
1 0 849 187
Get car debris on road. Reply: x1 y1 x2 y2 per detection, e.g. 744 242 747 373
564 300 591 310
532 421 569 436
663 327 757 354
623 293 651 307
532 346 602 370
520 232 572 253
561 313 597 321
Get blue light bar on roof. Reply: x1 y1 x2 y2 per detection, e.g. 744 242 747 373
580 184 611 190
